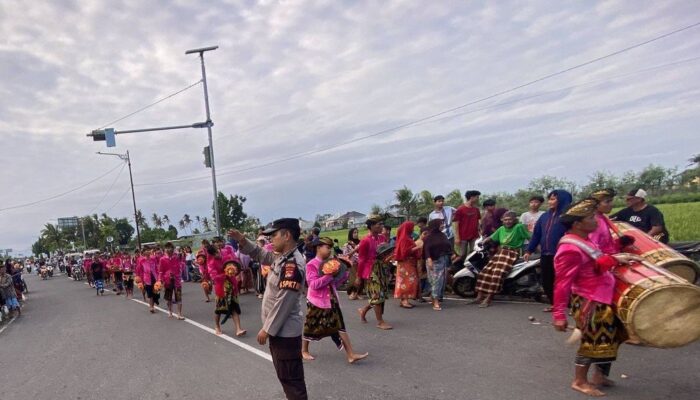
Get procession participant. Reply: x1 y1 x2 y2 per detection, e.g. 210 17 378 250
196 250 212 303
302 237 368 363
414 227 430 302
355 215 386 305
358 242 393 329
342 228 361 300
158 242 185 320
553 198 639 397
357 216 392 329
112 252 124 296
422 219 453 311
525 189 573 311
207 244 246 336
137 248 160 313
228 219 308 400
393 222 420 309
83 255 94 287
122 251 135 299
454 190 482 257
470 212 530 308
611 188 669 243
91 257 106 296
589 188 637 256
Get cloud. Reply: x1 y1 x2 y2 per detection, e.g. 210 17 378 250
1 0 699 252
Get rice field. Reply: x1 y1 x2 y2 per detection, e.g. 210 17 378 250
319 202 700 244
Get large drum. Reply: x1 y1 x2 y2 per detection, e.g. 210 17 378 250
613 260 700 348
614 221 699 284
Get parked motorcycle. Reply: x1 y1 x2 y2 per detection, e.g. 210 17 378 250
452 239 544 302
72 267 84 281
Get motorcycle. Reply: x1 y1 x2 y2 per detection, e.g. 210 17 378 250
72 267 84 281
452 239 544 302
189 267 202 283
48 266 54 278
40 267 48 280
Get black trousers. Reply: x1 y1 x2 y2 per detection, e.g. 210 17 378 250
540 255 555 305
269 335 308 400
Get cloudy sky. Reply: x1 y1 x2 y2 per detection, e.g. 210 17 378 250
2 0 699 254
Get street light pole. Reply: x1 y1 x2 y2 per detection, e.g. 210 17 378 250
186 45 221 235
97 151 142 249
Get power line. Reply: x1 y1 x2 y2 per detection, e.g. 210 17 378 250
134 21 700 187
93 80 203 131
135 55 700 187
87 162 127 214
104 186 132 213
0 163 125 212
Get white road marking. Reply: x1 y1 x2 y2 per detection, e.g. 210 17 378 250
130 299 272 362
0 316 18 335
442 296 538 305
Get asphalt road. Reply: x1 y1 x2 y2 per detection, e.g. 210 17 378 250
1 272 698 400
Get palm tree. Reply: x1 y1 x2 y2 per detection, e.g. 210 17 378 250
370 204 383 216
202 217 211 232
183 214 192 234
162 214 170 227
152 213 164 229
135 210 148 229
41 223 65 251
689 154 700 168
393 186 418 220
178 219 186 231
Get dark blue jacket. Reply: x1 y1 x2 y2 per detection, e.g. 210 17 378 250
526 190 573 256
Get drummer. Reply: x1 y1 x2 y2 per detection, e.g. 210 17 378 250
553 198 639 397
301 237 368 363
589 188 635 255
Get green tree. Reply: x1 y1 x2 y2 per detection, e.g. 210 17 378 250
214 192 248 231
41 223 65 251
32 237 50 256
135 210 149 229
151 213 163 229
370 204 383 216
393 186 417 220
445 189 462 208
114 218 135 245
416 190 434 218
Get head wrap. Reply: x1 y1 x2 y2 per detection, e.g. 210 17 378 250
591 188 617 202
563 198 599 219
393 221 416 261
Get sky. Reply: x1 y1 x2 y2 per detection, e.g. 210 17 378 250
1 0 700 255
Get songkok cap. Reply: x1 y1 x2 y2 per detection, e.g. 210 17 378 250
563 198 599 218
591 188 617 201
262 218 301 236
366 214 385 224
317 237 334 248
627 188 647 199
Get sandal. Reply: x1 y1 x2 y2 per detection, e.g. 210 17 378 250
399 303 415 309
432 305 442 311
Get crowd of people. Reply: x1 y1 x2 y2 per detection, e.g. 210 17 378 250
5 185 672 399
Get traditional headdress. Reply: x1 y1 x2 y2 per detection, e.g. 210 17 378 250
562 198 599 219
590 188 617 202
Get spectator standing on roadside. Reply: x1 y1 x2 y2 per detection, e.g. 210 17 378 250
520 195 545 234
480 199 508 237
454 190 482 256
428 195 456 244
611 188 669 243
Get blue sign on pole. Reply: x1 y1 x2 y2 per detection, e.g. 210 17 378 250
105 128 116 147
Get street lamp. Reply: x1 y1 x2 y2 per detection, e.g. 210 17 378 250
186 45 221 235
96 151 142 249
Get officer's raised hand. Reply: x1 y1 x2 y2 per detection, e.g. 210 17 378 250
227 229 245 242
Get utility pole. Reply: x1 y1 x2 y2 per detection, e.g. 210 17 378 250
97 151 142 249
186 45 221 235
78 216 87 250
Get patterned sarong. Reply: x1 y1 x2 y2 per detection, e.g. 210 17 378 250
365 259 388 305
303 291 346 341
572 295 627 366
475 248 519 295
215 280 241 316
394 259 418 299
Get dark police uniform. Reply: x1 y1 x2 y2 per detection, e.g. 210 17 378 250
240 219 307 400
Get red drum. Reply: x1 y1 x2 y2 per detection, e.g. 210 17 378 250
613 260 700 348
614 222 699 284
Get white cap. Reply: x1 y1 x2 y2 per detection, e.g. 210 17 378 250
631 188 647 199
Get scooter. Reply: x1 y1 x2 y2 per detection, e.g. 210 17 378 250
452 238 544 302
72 267 84 281
40 267 48 280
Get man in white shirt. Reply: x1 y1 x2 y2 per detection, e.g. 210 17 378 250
428 195 456 242
519 195 545 234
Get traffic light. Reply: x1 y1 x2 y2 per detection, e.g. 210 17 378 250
92 130 105 141
203 146 211 168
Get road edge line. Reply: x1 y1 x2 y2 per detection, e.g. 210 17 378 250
0 315 18 335
130 298 272 362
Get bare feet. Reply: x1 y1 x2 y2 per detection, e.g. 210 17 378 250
302 352 316 361
377 322 393 330
168 314 174 319
236 329 247 337
177 315 185 320
591 376 615 387
358 308 368 323
543 306 554 312
571 382 606 397
348 352 369 364
348 293 358 300
215 328 222 335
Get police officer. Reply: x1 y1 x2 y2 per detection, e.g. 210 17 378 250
228 218 308 400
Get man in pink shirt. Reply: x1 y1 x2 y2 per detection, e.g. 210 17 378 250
159 242 184 320
356 215 391 330
553 198 638 397
137 248 160 312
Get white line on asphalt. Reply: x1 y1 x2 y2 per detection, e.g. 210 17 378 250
0 316 18 335
442 297 538 304
130 299 272 362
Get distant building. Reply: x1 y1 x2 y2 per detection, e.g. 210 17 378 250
323 211 367 230
299 218 315 231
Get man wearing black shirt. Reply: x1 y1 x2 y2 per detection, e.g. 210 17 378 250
91 258 106 295
612 188 669 243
